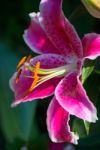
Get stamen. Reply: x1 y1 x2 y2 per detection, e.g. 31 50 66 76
28 65 67 75
16 54 32 71
15 69 22 83
29 61 40 92
26 54 32 63
17 56 27 71
24 63 67 92
16 55 32 84
23 61 75 97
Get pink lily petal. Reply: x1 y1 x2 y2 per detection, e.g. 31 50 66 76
23 13 60 54
82 33 100 60
39 0 83 57
10 74 61 107
10 54 66 106
55 72 98 122
47 97 79 144
30 54 66 69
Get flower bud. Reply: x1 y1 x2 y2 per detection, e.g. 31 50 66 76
81 0 100 18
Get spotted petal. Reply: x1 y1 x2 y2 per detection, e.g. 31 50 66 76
55 72 98 122
10 54 66 106
39 0 83 57
47 97 79 144
82 33 100 60
23 13 59 54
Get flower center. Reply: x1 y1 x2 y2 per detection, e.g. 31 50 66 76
16 55 77 96
25 62 76 94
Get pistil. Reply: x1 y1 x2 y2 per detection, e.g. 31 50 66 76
29 61 40 92
15 56 77 97
25 63 73 93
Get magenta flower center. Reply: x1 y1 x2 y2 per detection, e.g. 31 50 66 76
15 55 80 97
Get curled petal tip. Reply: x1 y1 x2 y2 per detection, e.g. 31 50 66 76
85 112 98 123
11 103 16 108
11 101 21 108
96 116 98 121
29 12 40 19
91 115 98 123
87 106 98 123
71 132 79 145
29 12 37 18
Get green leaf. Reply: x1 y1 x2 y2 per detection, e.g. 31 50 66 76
0 43 38 143
72 118 87 138
94 57 100 74
82 59 95 84
77 73 100 146
84 121 90 135
84 72 100 103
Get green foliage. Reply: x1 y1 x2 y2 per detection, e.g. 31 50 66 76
82 59 95 84
0 43 48 149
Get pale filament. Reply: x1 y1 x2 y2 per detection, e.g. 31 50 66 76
24 62 72 91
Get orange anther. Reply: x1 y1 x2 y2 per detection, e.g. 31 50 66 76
15 69 22 83
17 55 32 71
22 61 40 97
17 56 27 71
26 54 32 63
34 61 40 77
29 61 40 92
29 76 39 92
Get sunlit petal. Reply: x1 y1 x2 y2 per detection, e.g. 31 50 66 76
47 97 79 144
55 72 98 122
82 33 100 60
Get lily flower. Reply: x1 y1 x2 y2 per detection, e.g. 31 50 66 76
10 0 100 144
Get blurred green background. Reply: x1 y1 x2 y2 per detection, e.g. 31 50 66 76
0 0 100 149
